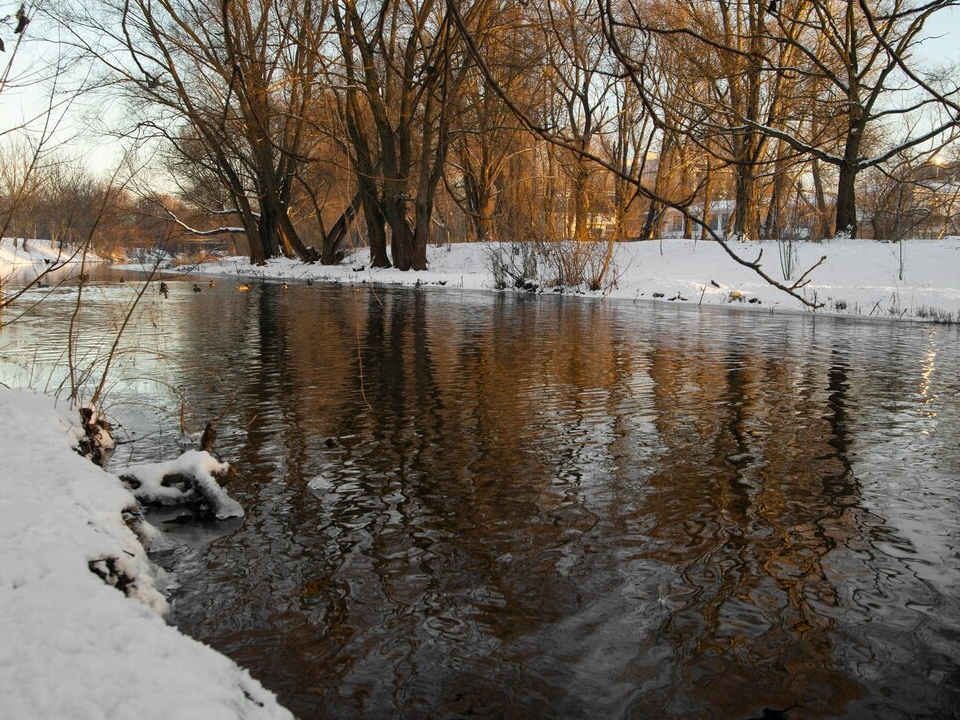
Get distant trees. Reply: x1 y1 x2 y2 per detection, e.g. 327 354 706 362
446 1 533 243
0 141 193 257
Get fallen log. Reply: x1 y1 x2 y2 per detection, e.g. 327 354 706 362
120 450 243 520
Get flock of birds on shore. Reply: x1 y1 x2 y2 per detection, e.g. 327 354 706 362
153 277 319 297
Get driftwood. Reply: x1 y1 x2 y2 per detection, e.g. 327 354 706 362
119 450 242 520
77 405 115 467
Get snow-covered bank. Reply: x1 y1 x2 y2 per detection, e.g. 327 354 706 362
0 387 293 720
176 238 960 322
0 238 103 268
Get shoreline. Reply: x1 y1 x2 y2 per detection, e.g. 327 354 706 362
149 238 960 325
0 387 295 720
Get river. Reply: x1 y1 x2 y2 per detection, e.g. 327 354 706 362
2 271 959 719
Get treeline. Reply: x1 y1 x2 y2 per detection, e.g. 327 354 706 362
0 142 241 259
9 0 960 266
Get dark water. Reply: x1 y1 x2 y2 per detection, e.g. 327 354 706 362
2 275 959 719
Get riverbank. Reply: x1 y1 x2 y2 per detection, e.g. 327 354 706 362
0 238 105 268
177 238 960 323
0 386 294 720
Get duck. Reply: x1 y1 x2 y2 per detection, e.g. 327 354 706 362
192 283 202 292
237 283 250 291
208 281 216 288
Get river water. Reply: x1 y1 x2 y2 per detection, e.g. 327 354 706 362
2 272 959 719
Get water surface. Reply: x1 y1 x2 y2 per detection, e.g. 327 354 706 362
2 275 959 719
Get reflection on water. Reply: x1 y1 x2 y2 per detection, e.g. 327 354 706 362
2 277 960 719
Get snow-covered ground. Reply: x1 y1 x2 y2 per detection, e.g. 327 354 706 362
0 387 293 720
0 238 99 268
172 238 960 323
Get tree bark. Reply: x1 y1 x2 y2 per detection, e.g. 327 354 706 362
360 183 390 268
835 162 858 238
321 192 362 265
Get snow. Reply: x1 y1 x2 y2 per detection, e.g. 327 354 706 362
0 238 99 268
121 450 244 520
169 237 960 323
0 387 293 720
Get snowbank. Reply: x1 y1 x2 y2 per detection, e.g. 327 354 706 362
0 387 293 720
177 237 960 322
0 238 105 269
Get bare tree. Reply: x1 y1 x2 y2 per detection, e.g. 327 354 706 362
445 1 534 243
60 0 345 264
602 0 959 238
331 0 495 270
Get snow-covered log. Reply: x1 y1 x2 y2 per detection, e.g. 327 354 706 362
120 450 244 519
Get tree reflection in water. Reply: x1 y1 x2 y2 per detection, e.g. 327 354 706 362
7 280 956 719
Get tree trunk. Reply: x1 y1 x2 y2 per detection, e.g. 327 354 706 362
835 162 858 238
235 195 266 265
834 112 863 238
811 158 829 240
641 200 663 239
412 202 431 271
700 166 713 240
360 186 389 268
732 143 760 240
475 192 496 242
384 196 416 270
321 192 361 265
257 199 281 258
572 161 590 242
763 167 788 239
